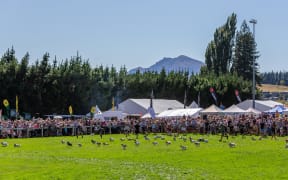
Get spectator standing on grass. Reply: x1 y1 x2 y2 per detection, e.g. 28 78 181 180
134 121 140 139
219 121 228 142
99 126 104 139
271 121 277 140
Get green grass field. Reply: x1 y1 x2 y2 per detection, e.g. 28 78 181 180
0 133 288 180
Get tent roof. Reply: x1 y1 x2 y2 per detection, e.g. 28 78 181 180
237 99 283 112
189 101 199 108
200 104 223 114
117 98 184 115
223 104 246 114
245 107 262 114
157 108 202 118
141 113 152 119
101 110 127 120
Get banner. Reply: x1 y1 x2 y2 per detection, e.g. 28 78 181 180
209 87 218 104
147 106 156 119
3 99 10 119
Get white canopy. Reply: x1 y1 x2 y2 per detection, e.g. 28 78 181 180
237 99 283 112
223 104 246 114
245 107 262 115
157 108 202 118
200 104 223 114
98 110 127 120
141 113 152 119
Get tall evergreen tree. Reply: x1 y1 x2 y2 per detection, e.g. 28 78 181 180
205 13 237 75
231 20 260 83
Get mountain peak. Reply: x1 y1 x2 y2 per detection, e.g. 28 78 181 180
129 55 204 74
177 55 190 59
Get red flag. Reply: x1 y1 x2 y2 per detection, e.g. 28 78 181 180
235 89 242 102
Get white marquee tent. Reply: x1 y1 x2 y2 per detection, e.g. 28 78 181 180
237 99 283 112
91 110 127 120
245 107 262 115
116 98 184 115
200 104 223 114
222 104 246 114
157 108 202 118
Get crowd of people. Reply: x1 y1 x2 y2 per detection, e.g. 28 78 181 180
0 113 288 139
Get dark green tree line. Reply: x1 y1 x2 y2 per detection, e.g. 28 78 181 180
0 47 252 117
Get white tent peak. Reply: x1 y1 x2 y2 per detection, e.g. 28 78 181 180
189 101 199 108
200 104 223 114
245 107 261 114
223 104 246 113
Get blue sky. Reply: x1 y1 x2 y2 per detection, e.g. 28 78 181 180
0 0 287 72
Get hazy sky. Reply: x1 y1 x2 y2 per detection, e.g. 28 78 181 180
0 0 287 72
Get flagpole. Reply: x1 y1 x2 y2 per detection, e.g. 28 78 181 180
150 89 154 108
148 89 156 119
198 91 200 107
16 95 19 119
112 97 115 111
184 90 187 109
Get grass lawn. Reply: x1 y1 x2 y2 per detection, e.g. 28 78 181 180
0 133 288 180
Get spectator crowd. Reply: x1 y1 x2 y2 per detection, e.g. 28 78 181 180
1 113 288 138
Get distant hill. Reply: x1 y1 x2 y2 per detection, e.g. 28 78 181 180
128 55 205 75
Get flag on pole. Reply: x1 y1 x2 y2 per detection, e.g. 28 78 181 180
235 89 242 102
90 106 96 114
147 106 156 119
16 95 19 114
209 87 218 104
112 97 115 111
68 105 73 115
3 99 9 108
3 99 10 119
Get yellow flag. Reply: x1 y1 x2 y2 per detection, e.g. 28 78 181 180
3 99 9 107
91 106 96 113
112 97 115 111
16 95 19 113
69 105 73 115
